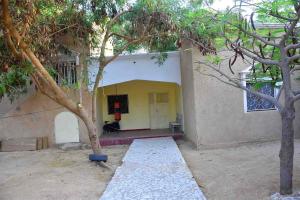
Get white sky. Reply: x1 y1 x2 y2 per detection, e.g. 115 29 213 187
211 0 235 10
128 0 258 16
211 0 260 18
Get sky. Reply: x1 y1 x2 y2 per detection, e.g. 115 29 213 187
211 0 235 10
211 0 260 18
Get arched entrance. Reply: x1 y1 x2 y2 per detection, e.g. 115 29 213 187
55 112 79 144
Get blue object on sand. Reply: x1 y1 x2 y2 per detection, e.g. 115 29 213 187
89 154 108 162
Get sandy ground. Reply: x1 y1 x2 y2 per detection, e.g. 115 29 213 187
178 139 300 200
0 145 128 200
2 139 300 200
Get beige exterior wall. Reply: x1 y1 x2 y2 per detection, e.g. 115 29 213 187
0 86 35 117
0 89 93 146
0 33 94 147
180 40 300 148
180 41 199 146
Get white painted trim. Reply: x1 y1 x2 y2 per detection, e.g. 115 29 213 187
254 22 300 29
91 51 180 60
242 73 248 113
88 51 181 90
241 70 279 113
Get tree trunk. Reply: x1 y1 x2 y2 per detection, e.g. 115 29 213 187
78 107 101 155
279 107 295 195
92 63 104 123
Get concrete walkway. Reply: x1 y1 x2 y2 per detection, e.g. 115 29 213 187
99 137 206 200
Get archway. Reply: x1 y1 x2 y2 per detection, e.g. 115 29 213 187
55 112 79 144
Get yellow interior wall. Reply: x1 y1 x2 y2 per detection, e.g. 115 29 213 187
175 85 183 115
98 80 179 130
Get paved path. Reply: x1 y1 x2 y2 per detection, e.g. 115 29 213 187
99 137 206 200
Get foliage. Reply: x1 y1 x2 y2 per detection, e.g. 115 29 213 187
0 0 220 102
0 62 34 103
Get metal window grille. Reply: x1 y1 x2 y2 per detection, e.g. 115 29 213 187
246 82 275 112
55 61 77 85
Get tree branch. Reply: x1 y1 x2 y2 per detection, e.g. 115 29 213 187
48 23 77 37
238 45 279 65
109 10 132 28
288 54 300 62
285 43 300 51
290 66 300 74
196 70 240 88
108 32 133 42
293 90 300 96
224 36 279 65
3 29 24 60
279 9 300 45
224 21 280 47
293 94 300 102
196 61 283 111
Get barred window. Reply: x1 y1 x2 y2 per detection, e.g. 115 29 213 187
55 61 77 85
246 82 276 112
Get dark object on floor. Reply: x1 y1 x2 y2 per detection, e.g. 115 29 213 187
103 121 120 134
89 154 108 162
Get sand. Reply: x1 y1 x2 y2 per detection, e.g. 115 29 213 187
2 139 300 200
0 145 128 200
178 139 300 200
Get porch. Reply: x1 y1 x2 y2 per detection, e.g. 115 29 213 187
89 51 184 143
99 129 183 146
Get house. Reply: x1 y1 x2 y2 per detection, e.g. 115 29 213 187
88 51 182 132
0 38 299 149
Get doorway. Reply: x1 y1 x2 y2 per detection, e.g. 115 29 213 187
55 112 79 144
149 93 169 129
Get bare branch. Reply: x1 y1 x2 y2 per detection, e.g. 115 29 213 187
223 36 279 65
293 90 300 96
196 61 283 111
285 43 300 51
196 71 239 88
224 21 280 47
279 9 300 45
238 46 279 65
288 54 300 62
290 66 300 74
293 94 300 102
185 37 219 54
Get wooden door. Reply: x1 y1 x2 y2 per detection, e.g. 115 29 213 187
55 112 79 144
149 93 169 129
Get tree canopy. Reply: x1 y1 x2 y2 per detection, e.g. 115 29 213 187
0 0 217 102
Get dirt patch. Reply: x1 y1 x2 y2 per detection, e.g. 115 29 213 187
0 145 128 200
178 139 300 200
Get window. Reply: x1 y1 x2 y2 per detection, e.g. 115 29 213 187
55 61 77 85
107 95 129 114
246 82 276 112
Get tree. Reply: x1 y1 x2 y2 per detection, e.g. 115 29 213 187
0 0 179 155
195 0 300 195
0 0 104 154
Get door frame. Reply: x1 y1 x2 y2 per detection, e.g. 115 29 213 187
148 92 170 129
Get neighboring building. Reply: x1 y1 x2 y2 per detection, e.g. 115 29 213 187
0 40 299 148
